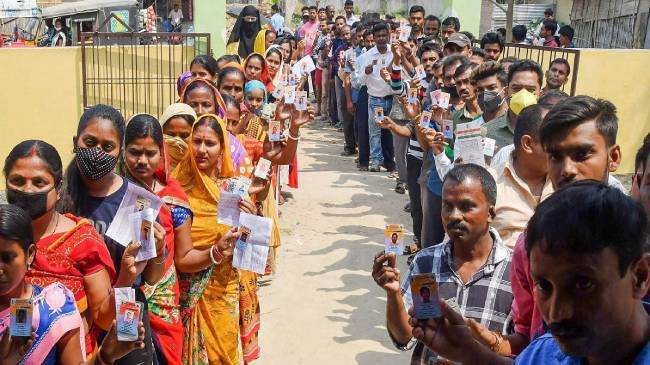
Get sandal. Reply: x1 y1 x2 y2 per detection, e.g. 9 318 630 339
395 182 406 194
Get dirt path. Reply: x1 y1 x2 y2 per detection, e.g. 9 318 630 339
257 120 413 364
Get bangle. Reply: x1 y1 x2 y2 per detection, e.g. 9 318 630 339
489 332 502 353
412 113 421 122
209 245 223 265
287 129 300 140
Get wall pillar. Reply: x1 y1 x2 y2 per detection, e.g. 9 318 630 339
193 0 226 55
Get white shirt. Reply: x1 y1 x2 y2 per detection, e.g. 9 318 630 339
346 14 360 26
169 9 183 25
355 46 393 98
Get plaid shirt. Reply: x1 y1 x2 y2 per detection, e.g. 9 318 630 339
392 227 514 365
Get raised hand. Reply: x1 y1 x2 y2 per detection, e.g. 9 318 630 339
98 320 145 364
215 228 241 258
290 104 315 131
0 328 34 365
118 241 148 284
372 251 401 294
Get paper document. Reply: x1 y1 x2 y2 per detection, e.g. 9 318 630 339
232 213 273 274
106 182 162 247
217 191 242 227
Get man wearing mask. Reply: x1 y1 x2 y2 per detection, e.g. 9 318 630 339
542 58 570 94
443 33 472 58
344 0 359 26
484 59 543 153
408 6 426 40
409 96 628 364
333 25 356 156
473 61 508 124
355 22 395 173
441 17 460 42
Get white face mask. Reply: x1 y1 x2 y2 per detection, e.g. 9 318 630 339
55 26 62 31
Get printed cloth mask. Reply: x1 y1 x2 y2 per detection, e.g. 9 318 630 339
509 89 538 115
75 146 118 181
478 88 505 113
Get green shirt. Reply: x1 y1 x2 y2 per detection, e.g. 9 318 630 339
483 112 514 152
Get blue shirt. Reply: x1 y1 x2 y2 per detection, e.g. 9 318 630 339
270 13 284 33
515 334 650 365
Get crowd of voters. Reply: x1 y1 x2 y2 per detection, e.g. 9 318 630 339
1 1 650 365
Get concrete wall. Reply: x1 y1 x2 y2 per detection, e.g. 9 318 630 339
194 0 226 55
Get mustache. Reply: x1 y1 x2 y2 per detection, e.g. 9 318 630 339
446 221 467 232
548 321 588 338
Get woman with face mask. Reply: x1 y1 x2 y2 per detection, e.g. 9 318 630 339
159 103 197 170
59 104 166 365
226 5 262 59
171 114 259 364
0 204 85 364
4 139 117 357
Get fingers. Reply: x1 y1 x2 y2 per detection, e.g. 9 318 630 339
439 300 466 326
387 252 397 268
124 241 142 257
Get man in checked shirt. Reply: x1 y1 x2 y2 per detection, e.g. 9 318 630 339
373 164 514 365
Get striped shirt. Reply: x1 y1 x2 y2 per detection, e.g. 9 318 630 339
391 227 514 365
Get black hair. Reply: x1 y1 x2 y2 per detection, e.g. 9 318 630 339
442 54 469 76
454 62 477 79
372 21 389 35
409 5 425 16
559 25 574 41
425 15 440 25
194 116 225 146
300 6 308 12
217 66 246 90
124 114 163 149
540 95 618 148
542 19 558 33
335 15 346 22
216 54 241 66
245 53 265 68
512 25 527 42
544 8 554 16
417 42 443 59
538 89 569 108
443 164 497 206
550 57 571 76
164 114 194 128
507 59 543 87
471 60 508 86
60 104 125 214
265 47 283 64
274 37 293 61
0 204 34 251
481 32 504 50
308 5 317 11
420 286 430 295
526 180 647 277
318 7 326 12
4 140 63 187
441 17 460 31
635 134 650 178
471 47 485 59
184 79 215 100
190 55 219 78
514 104 545 149
344 0 354 6
222 94 240 112
460 31 475 42
271 4 280 12
496 27 506 39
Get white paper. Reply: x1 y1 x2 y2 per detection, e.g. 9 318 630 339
232 213 272 274
114 287 136 312
455 121 485 166
279 165 290 185
483 138 496 157
254 158 272 179
260 103 276 120
291 55 316 77
399 25 412 42
106 183 163 247
430 90 450 109
217 191 242 227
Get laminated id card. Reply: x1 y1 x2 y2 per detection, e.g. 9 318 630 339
419 111 432 128
10 298 32 337
410 273 441 320
268 120 282 142
384 224 405 255
117 301 143 342
254 158 272 180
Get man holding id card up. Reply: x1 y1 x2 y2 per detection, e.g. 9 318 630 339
372 164 513 365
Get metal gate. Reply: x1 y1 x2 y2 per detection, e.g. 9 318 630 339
81 31 211 118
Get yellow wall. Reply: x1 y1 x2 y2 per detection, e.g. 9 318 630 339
573 49 650 173
0 47 83 187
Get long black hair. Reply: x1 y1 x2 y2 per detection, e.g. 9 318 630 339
0 204 33 252
190 54 219 79
60 104 125 214
4 140 63 187
217 67 246 90
125 114 163 148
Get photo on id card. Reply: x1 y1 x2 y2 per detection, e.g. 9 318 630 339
295 91 307 111
407 88 418 104
374 107 384 122
117 301 143 341
254 158 272 179
419 111 432 128
10 298 32 337
384 224 404 255
442 119 454 139
410 273 441 319
415 64 426 80
268 120 282 142
284 86 296 104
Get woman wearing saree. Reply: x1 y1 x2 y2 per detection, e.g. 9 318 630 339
171 114 259 364
0 204 85 365
160 102 197 170
118 114 195 365
3 140 116 358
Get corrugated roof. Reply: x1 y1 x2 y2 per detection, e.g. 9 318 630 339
41 0 138 18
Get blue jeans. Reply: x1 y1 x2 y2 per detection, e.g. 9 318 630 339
368 96 394 167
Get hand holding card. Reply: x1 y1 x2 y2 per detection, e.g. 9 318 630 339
384 224 405 255
410 273 441 319
10 299 32 337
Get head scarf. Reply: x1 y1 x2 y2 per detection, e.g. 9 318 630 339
242 52 270 83
244 80 268 113
223 61 244 72
264 45 285 93
181 78 227 119
159 103 197 169
177 71 193 97
227 5 261 59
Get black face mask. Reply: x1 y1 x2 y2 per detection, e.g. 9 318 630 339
441 85 459 98
6 187 53 219
75 146 118 181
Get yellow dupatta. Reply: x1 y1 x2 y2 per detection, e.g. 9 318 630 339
172 114 242 365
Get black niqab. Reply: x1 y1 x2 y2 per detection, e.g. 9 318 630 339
228 5 261 59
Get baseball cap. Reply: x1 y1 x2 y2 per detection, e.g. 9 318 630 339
444 33 471 48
